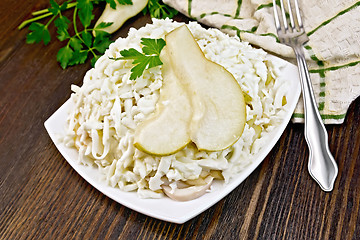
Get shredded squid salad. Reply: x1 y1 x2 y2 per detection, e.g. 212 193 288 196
63 19 289 199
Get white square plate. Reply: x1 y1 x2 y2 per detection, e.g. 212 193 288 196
45 55 300 224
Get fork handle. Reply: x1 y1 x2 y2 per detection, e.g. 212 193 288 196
293 45 338 191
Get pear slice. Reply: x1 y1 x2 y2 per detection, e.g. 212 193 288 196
134 25 246 155
133 46 192 156
165 25 246 151
94 0 148 35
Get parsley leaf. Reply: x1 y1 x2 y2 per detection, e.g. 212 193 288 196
26 22 51 45
55 16 71 41
56 28 70 41
57 45 74 69
141 38 166 55
93 31 112 51
106 0 133 9
94 22 113 30
119 48 151 79
69 37 83 51
69 50 88 66
106 0 117 9
111 38 166 80
119 48 145 60
145 0 178 19
59 2 69 11
91 54 100 66
118 0 133 5
77 0 94 28
48 0 61 15
54 15 70 32
81 31 93 47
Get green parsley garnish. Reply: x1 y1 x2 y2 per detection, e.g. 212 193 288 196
111 38 166 80
18 0 177 69
107 0 133 9
144 0 178 19
20 0 116 69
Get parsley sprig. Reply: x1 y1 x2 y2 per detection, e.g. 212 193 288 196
20 0 116 68
111 38 166 80
144 0 178 19
19 0 177 69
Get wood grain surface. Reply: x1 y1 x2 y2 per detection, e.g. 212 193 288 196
0 1 359 239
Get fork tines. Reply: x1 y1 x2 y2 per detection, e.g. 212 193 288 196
273 0 304 33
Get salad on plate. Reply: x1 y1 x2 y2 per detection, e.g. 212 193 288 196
60 19 290 201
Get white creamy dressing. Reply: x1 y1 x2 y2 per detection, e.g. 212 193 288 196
63 19 288 199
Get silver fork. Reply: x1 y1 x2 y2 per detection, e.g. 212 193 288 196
273 0 338 191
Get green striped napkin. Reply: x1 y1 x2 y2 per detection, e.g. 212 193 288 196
163 0 360 124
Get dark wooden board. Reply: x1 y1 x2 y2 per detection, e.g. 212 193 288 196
1 1 359 239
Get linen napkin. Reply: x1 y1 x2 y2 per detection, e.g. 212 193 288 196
163 0 360 124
